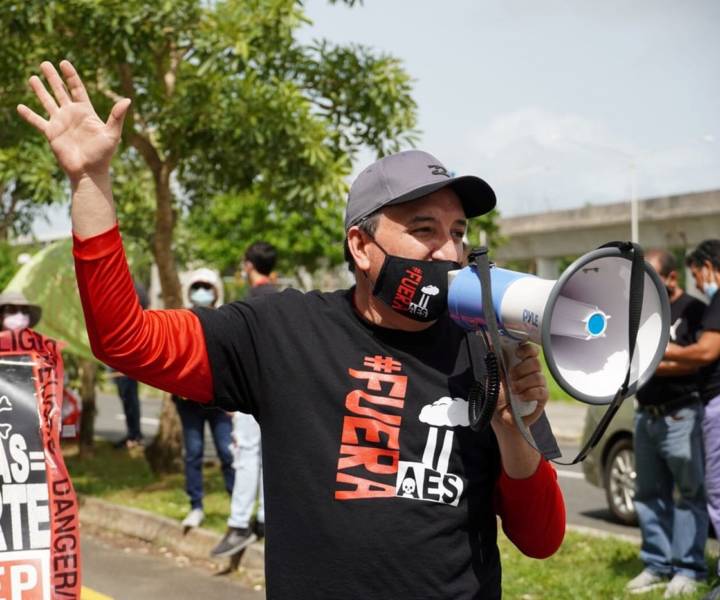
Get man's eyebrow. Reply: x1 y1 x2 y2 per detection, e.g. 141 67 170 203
406 215 467 227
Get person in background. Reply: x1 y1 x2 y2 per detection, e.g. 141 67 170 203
174 268 235 530
243 241 278 297
111 280 149 449
211 242 277 557
662 240 720 600
625 250 708 598
0 290 42 332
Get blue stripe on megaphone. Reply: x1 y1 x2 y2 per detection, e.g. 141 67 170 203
448 265 534 334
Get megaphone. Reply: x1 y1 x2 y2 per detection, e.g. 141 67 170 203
448 245 670 411
448 248 670 404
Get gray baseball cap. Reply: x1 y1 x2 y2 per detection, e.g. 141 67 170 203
344 150 496 230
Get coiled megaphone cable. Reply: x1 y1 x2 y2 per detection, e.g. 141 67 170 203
465 247 503 432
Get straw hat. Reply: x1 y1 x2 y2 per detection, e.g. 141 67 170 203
0 290 42 327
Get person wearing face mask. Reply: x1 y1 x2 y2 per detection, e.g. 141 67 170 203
0 291 42 332
625 250 708 597
172 268 235 530
19 63 565 599
663 240 720 600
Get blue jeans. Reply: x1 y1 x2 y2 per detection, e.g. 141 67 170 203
174 398 235 510
702 393 720 574
634 401 708 580
115 376 142 441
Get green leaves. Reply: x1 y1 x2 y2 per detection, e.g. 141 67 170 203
2 0 419 278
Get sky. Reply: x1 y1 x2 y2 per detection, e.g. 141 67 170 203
33 0 720 237
297 0 720 217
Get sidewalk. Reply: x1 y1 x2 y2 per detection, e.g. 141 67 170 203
80 497 265 575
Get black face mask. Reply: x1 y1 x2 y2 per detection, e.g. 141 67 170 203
370 240 460 322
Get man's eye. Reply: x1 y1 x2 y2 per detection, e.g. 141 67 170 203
452 231 466 240
411 228 433 235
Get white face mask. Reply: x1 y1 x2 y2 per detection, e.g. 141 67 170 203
189 287 216 307
704 272 719 300
3 312 30 331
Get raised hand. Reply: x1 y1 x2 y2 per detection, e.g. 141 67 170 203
17 61 130 184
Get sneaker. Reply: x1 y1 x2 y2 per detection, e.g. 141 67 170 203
626 569 668 594
664 574 699 598
113 437 129 449
181 508 204 529
210 527 257 557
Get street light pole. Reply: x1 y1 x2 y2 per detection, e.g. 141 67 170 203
630 160 638 243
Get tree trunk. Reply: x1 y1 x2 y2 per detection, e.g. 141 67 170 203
144 165 184 473
145 393 184 474
151 165 183 309
78 359 98 457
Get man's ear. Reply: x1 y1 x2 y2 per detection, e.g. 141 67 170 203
347 226 372 273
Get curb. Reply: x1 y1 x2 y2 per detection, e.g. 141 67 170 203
79 496 265 571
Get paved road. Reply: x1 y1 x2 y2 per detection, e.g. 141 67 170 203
95 388 224 460
554 443 641 541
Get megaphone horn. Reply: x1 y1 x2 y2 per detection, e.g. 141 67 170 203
448 246 670 405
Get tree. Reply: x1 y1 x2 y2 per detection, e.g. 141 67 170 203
3 0 418 471
0 141 66 241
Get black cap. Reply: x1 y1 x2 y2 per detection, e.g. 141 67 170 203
344 150 496 229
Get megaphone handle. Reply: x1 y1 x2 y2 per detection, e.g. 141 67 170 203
499 337 537 417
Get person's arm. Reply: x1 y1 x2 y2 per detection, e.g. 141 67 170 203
73 225 214 401
665 332 720 367
19 61 214 401
654 360 699 376
494 459 566 558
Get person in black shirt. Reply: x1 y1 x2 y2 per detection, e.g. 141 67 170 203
664 240 720 600
243 241 279 298
18 61 566 600
626 250 708 597
211 241 278 557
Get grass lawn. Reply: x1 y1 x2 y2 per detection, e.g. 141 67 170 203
66 441 234 534
500 529 716 599
68 442 718 598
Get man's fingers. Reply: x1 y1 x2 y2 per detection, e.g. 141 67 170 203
106 98 131 136
509 355 542 380
59 60 90 103
514 342 539 360
510 372 546 394
28 75 59 116
514 385 548 403
16 104 49 133
40 61 71 107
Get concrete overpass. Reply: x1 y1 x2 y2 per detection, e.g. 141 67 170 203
495 189 720 282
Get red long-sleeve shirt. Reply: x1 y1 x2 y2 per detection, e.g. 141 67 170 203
74 224 565 569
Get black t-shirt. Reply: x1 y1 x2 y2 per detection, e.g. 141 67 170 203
248 282 278 298
637 292 705 406
194 288 502 600
699 292 720 402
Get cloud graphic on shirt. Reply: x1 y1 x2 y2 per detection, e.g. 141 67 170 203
419 397 469 428
421 285 439 296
